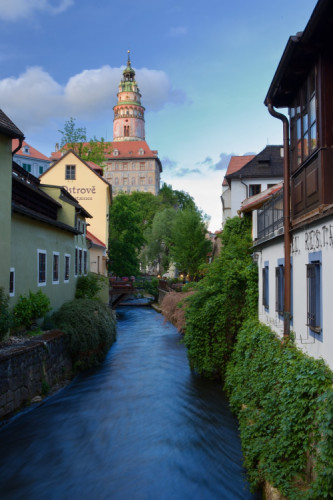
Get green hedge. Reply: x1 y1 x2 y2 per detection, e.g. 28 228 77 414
225 319 333 499
183 216 257 378
52 299 117 371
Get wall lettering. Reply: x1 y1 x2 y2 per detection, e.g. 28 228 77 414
63 185 96 196
304 224 333 251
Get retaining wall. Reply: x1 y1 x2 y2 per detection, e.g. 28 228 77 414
0 330 72 420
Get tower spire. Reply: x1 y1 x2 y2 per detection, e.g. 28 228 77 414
113 52 146 142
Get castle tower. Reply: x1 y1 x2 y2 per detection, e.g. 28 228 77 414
113 51 145 142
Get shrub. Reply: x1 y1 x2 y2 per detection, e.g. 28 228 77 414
225 319 333 499
183 216 257 378
160 291 194 332
52 299 117 370
12 290 51 329
0 287 11 341
143 277 159 300
75 273 104 299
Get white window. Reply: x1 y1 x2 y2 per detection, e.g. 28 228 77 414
75 248 78 276
37 250 47 286
52 252 60 284
9 268 15 297
79 248 83 275
83 250 88 275
64 254 70 282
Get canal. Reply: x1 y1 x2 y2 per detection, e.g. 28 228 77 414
0 306 259 500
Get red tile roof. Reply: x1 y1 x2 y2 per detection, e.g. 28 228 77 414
86 230 106 248
50 141 159 160
223 155 255 186
86 161 103 174
12 139 50 162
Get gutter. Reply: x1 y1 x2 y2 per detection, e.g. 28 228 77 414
266 100 291 339
12 137 24 156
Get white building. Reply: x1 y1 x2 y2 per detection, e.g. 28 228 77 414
221 146 283 228
12 140 51 177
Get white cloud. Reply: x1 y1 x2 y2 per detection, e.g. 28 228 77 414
0 0 73 21
0 65 186 133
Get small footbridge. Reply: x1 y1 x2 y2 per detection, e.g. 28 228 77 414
109 278 136 308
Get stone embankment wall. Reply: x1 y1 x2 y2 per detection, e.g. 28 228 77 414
0 330 72 420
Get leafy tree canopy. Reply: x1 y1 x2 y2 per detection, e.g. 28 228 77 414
58 117 110 167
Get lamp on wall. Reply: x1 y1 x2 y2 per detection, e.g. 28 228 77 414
252 251 261 263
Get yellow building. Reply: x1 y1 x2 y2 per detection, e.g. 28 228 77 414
40 150 112 276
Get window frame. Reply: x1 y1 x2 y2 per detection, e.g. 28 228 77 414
306 252 322 334
249 184 261 197
262 262 269 310
64 254 70 283
37 249 47 286
52 252 60 284
289 67 317 172
275 264 285 317
65 164 76 180
9 268 15 297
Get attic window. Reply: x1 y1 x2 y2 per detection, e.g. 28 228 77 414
113 149 119 156
138 148 144 155
24 146 30 154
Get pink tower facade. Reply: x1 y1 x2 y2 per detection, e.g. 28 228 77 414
113 52 145 142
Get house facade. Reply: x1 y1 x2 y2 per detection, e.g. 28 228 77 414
255 0 333 369
40 150 111 276
222 146 283 228
12 139 51 177
0 108 91 312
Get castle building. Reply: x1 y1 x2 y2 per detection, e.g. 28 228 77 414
102 52 162 195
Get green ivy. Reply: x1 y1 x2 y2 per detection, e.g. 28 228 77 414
183 216 258 378
225 319 333 499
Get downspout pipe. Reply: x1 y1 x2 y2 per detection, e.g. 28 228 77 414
12 137 24 156
266 99 291 339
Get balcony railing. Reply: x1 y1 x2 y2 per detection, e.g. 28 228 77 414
257 188 284 240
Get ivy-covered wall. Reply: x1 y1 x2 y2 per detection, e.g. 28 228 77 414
183 216 333 498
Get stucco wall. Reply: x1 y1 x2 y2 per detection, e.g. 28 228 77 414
0 135 13 295
257 215 333 371
10 214 78 311
0 331 72 420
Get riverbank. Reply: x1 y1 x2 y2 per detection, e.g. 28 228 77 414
0 330 73 421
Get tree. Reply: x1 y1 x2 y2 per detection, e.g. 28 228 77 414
58 118 110 167
157 183 196 211
108 194 145 276
170 208 212 279
142 208 177 274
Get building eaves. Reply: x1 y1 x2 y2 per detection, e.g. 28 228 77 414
0 109 24 139
12 202 80 234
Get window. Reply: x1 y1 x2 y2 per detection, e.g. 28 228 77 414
124 125 130 137
64 254 70 282
38 250 47 286
140 177 145 186
275 264 284 316
306 256 321 333
113 149 119 157
289 67 317 171
9 268 15 297
249 184 261 197
75 248 78 276
83 250 88 275
140 162 145 171
52 252 60 284
65 165 76 180
23 163 31 172
123 177 128 185
39 166 44 175
262 262 269 309
122 162 128 171
79 249 82 275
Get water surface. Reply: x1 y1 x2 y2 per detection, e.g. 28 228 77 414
0 306 258 500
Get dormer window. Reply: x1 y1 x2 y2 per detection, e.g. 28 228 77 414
113 149 119 157
138 148 144 155
23 146 30 155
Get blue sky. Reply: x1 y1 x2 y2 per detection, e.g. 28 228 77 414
0 0 318 230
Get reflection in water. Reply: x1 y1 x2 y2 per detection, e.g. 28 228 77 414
0 307 259 500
